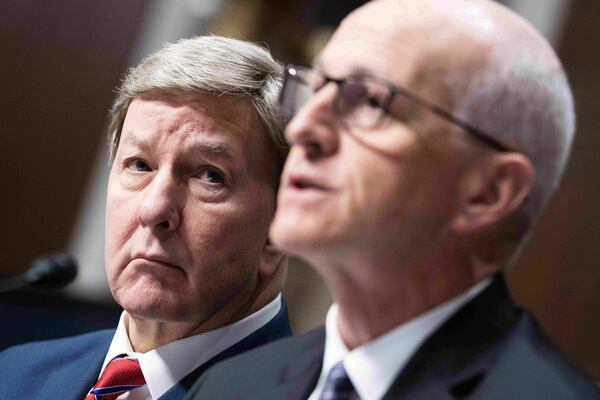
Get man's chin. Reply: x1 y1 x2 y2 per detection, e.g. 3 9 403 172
271 231 327 261
117 291 191 323
125 305 190 323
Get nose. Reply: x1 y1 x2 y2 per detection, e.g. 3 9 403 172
138 170 182 233
285 83 340 160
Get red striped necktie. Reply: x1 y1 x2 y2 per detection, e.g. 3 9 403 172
85 354 146 400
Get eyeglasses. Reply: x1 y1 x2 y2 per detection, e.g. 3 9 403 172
279 64 510 152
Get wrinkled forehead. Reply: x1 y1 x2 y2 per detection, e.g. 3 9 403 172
137 90 257 131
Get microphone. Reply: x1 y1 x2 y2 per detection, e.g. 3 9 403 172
0 253 78 293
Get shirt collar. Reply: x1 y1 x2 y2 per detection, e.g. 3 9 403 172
102 294 282 399
317 279 492 400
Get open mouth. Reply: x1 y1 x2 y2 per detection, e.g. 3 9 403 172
289 176 329 191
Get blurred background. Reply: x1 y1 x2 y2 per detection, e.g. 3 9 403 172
1 0 598 379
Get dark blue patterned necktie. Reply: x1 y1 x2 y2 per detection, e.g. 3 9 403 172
319 361 360 400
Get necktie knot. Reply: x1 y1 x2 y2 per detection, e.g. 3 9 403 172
319 361 359 400
85 354 145 400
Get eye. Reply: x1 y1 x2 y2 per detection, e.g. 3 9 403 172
125 158 152 172
366 96 384 109
198 168 225 185
340 80 368 107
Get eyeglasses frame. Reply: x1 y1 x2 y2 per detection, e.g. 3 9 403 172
281 64 510 152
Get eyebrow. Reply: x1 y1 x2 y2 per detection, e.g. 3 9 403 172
193 141 233 160
120 134 144 149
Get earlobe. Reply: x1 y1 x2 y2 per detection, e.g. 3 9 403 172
451 153 535 234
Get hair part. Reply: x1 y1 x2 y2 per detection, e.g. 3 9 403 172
107 35 288 170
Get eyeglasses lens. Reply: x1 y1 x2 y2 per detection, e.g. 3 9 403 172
281 68 384 128
336 80 383 127
280 75 309 118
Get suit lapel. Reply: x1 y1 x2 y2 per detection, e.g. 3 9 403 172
383 275 521 400
236 277 519 400
278 328 325 400
241 327 325 400
40 330 114 400
159 300 293 400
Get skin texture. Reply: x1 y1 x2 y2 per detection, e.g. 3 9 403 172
270 0 535 349
105 91 285 352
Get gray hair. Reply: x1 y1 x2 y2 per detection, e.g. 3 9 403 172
107 35 288 168
449 17 575 245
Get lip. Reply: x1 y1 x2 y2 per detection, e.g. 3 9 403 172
131 253 181 269
278 171 337 207
285 172 333 192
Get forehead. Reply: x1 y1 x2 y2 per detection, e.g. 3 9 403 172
321 3 423 77
118 91 266 161
119 91 278 184
318 1 488 98
124 91 256 139
117 92 278 175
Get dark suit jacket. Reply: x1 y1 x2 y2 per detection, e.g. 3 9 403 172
186 276 600 399
0 301 292 400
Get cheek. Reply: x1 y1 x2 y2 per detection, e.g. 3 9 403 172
104 189 139 277
340 130 418 220
184 199 272 272
344 154 404 228
181 211 266 310
343 148 454 239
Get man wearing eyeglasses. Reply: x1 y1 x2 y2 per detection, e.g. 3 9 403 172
186 0 600 398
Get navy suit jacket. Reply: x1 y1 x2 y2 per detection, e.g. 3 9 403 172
0 301 291 400
186 276 600 399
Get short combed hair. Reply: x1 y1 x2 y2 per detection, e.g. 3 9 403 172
107 35 288 168
448 13 575 244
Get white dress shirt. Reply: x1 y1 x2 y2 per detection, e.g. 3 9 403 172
91 294 282 400
308 279 492 400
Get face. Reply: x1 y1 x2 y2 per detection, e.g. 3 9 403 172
105 91 278 326
270 2 474 264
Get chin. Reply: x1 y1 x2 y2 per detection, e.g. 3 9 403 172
116 286 190 322
125 302 191 323
275 211 351 247
271 229 327 261
270 223 304 253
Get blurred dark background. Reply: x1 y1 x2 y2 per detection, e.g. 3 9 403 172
0 0 598 380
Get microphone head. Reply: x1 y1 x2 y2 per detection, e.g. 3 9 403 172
24 253 78 289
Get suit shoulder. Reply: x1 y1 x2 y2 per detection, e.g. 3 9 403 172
211 327 323 375
1 329 114 356
484 314 600 399
0 329 114 372
188 327 325 399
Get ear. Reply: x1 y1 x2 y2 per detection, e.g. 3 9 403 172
259 239 288 277
451 153 535 234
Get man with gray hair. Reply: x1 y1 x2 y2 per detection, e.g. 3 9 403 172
188 1 600 399
0 35 291 400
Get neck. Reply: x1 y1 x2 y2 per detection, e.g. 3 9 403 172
125 275 282 353
313 246 483 350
